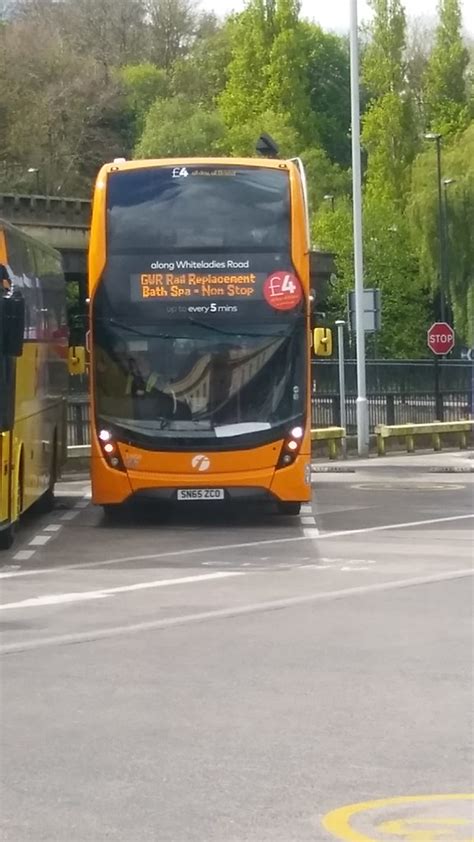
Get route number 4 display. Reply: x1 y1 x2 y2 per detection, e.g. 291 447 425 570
263 271 302 311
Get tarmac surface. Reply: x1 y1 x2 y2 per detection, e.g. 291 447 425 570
0 450 473 841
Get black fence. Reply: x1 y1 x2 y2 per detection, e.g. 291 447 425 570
66 359 473 446
67 394 90 447
311 359 473 433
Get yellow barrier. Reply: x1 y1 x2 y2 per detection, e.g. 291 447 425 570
374 420 473 456
311 427 346 460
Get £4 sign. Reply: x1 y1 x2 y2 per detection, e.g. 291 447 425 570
427 322 455 355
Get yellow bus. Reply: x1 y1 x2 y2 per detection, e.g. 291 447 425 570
89 154 331 517
0 220 69 549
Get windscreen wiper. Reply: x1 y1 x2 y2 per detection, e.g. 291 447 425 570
105 319 174 339
187 318 287 338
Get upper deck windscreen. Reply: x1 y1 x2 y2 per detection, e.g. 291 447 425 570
106 165 290 253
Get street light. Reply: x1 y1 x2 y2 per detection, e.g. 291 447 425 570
350 0 369 455
335 319 347 457
323 193 335 212
443 178 456 311
27 167 40 194
424 132 447 322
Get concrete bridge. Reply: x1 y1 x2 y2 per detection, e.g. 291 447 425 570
0 193 90 279
0 193 336 307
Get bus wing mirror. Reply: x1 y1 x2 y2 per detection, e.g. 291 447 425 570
2 291 25 357
313 327 333 357
68 345 86 376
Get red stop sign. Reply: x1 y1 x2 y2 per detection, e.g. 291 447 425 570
427 322 455 355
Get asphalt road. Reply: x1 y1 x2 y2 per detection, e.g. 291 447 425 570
0 451 473 842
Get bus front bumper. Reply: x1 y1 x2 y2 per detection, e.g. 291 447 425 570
91 454 311 506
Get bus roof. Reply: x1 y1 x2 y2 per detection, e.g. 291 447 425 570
98 157 294 178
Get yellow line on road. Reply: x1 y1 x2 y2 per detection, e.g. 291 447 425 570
322 793 474 842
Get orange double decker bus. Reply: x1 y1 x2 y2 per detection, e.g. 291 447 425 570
88 155 330 517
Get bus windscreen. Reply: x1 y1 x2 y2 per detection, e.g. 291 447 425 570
107 166 290 253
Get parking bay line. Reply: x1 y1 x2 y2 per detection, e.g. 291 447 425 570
0 513 472 581
0 571 244 611
1 568 472 654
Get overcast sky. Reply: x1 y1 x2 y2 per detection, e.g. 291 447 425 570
200 0 474 37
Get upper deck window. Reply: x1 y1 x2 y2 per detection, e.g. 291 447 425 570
107 165 290 253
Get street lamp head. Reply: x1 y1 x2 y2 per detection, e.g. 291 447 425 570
323 194 334 200
443 178 456 186
424 132 442 141
27 167 39 174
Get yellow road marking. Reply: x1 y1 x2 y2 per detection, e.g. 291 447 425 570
378 817 472 841
322 794 474 842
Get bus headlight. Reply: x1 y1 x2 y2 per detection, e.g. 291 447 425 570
97 433 126 471
290 426 303 439
276 428 304 469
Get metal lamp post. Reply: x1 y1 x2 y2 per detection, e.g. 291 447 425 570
335 320 347 457
27 167 40 194
350 0 369 456
424 132 447 322
323 194 335 212
443 177 456 308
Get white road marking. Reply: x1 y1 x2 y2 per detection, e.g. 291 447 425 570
60 511 80 522
0 513 471 580
301 516 317 525
341 566 370 571
318 512 474 540
43 524 62 533
2 569 472 654
0 571 243 612
74 501 89 510
303 526 320 538
12 550 35 561
301 505 313 514
29 535 51 547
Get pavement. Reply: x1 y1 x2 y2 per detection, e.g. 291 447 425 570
0 450 473 841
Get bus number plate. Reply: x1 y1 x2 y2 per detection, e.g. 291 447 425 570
177 489 225 501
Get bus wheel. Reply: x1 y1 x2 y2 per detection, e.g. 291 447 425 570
36 435 57 514
1 460 24 549
277 501 301 516
102 504 122 523
0 523 15 550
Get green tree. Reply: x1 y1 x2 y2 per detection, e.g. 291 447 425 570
119 63 170 146
361 0 418 204
171 18 233 106
220 109 300 157
300 146 351 214
0 16 126 194
145 0 203 70
314 197 431 358
218 0 281 127
136 96 225 158
405 16 436 131
219 2 351 166
409 123 474 345
304 29 351 165
423 0 471 135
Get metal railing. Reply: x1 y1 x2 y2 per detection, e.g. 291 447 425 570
311 359 473 434
311 391 472 434
67 394 90 447
66 360 473 445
